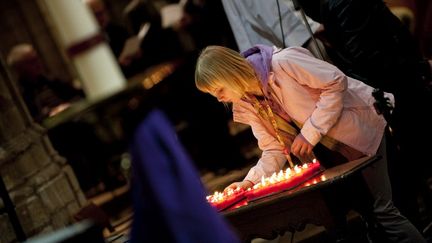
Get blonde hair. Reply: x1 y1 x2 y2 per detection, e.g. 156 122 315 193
195 46 258 97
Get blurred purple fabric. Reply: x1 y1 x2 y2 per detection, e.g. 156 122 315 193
129 109 239 243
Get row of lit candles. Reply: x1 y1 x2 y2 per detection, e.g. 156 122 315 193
206 159 323 210
248 159 320 191
206 187 244 204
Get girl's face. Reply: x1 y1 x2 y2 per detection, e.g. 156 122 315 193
210 85 243 103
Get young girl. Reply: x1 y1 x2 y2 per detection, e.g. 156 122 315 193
195 45 426 242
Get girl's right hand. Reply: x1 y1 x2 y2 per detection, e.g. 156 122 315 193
224 180 254 192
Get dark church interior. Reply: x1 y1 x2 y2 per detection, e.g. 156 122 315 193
1 0 432 242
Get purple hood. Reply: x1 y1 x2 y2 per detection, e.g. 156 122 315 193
241 44 274 95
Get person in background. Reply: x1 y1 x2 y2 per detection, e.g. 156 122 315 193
195 45 426 243
7 43 83 122
84 0 130 59
296 0 432 232
7 43 125 197
84 0 144 77
178 0 237 51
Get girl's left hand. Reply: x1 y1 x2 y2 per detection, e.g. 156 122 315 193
291 133 314 159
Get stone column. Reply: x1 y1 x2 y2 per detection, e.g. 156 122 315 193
0 60 87 242
41 0 126 101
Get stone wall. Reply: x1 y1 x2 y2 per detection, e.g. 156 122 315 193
0 28 85 243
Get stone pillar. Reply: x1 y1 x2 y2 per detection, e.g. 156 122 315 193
0 60 87 242
41 0 126 101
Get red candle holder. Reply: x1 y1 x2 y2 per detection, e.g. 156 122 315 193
245 160 323 201
206 187 246 211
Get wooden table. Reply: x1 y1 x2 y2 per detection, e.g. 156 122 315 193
222 156 380 242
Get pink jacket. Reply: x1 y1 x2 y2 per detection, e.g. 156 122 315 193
233 47 390 183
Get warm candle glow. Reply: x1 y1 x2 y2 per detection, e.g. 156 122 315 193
206 159 324 210
206 187 245 211
245 160 323 201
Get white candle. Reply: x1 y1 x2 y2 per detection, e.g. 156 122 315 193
42 0 126 100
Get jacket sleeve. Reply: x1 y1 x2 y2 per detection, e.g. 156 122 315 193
273 47 347 146
233 102 287 184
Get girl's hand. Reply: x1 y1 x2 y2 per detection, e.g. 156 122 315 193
224 180 254 192
291 133 314 161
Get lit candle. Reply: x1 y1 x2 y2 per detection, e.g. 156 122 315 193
206 187 246 211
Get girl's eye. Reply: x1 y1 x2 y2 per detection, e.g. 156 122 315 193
213 88 222 96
